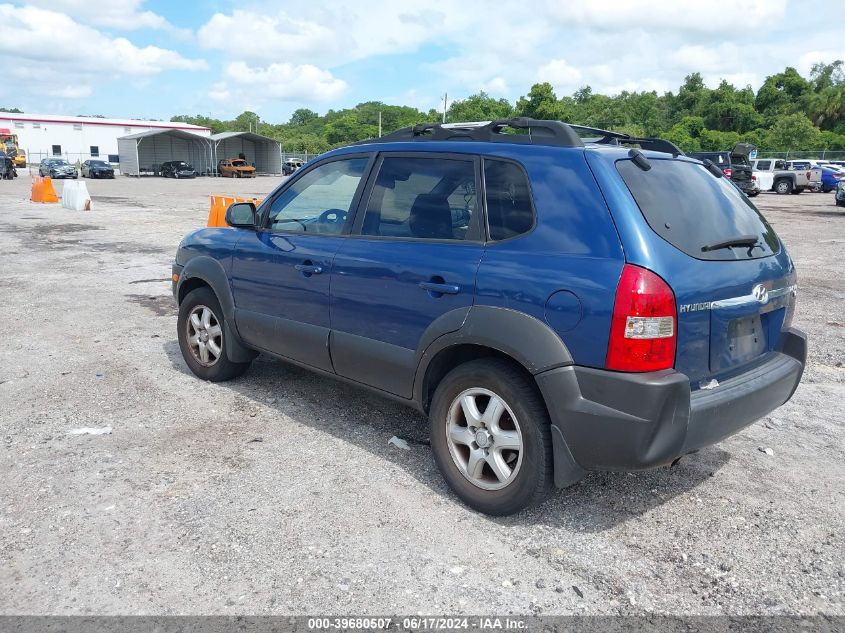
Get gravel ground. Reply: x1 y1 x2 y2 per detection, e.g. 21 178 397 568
0 174 843 616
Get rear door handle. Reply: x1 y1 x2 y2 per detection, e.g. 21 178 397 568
419 281 460 295
295 263 323 275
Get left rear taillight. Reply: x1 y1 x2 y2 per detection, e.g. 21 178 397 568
606 264 677 372
723 168 733 178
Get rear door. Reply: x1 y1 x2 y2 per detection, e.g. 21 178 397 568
615 157 796 385
330 153 484 398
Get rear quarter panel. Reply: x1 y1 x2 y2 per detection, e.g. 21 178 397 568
475 147 625 369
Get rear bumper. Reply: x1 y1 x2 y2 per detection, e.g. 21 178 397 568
537 328 806 485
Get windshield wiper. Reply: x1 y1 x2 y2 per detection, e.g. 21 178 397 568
701 235 760 252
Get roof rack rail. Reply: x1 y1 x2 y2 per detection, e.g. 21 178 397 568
354 117 585 148
352 118 683 155
567 124 683 155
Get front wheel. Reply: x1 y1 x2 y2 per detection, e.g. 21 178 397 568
177 287 252 382
429 359 554 515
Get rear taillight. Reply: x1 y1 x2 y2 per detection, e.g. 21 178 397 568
807 171 812 179
606 264 677 372
751 175 756 181
723 168 732 178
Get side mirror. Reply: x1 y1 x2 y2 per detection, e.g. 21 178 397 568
225 202 257 228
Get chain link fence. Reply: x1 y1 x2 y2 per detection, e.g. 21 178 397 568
24 151 120 168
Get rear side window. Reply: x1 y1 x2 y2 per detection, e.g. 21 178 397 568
756 160 771 170
361 156 477 240
617 158 780 261
483 159 534 240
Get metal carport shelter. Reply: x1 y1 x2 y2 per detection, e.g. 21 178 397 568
209 132 282 176
117 129 213 177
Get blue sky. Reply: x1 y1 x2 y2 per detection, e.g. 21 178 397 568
3 0 844 124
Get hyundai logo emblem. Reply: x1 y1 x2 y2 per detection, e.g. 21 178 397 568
752 284 769 304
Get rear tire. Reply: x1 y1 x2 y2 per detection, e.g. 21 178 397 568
177 287 252 382
775 179 793 195
429 358 554 515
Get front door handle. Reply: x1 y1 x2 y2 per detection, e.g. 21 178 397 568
419 281 460 295
295 263 323 275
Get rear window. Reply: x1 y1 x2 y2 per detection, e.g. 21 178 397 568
617 158 780 261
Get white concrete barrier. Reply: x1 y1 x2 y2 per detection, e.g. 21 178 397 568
61 180 91 211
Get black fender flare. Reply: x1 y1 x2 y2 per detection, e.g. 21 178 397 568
412 305 574 405
177 256 257 363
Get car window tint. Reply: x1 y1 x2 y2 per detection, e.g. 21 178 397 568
361 157 476 240
267 158 368 234
756 160 771 170
618 158 779 261
484 159 534 240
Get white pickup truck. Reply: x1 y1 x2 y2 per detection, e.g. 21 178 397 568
752 159 810 194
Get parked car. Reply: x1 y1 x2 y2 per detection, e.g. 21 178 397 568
81 159 115 179
688 143 757 196
283 159 303 176
836 181 845 207
751 159 809 194
160 161 197 179
785 161 823 192
818 165 845 192
218 158 256 178
172 118 806 516
38 158 77 179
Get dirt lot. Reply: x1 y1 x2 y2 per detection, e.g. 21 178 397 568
0 174 842 616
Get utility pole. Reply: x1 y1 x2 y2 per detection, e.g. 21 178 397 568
378 111 382 137
442 93 447 123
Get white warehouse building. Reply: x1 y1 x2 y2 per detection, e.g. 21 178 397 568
0 112 211 165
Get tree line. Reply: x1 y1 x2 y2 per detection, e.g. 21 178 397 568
177 62 845 155
6 62 843 155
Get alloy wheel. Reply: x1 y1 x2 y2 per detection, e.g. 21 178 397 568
445 388 524 490
186 305 223 367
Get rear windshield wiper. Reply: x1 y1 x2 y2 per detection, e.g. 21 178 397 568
701 235 760 252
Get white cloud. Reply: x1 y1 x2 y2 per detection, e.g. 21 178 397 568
215 62 347 104
481 77 510 96
548 0 787 36
197 6 452 67
24 0 173 30
537 60 583 95
0 5 206 76
43 85 93 99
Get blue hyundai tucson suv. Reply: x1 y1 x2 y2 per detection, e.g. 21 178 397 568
172 118 807 516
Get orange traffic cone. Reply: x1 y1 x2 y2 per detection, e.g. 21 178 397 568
31 176 59 203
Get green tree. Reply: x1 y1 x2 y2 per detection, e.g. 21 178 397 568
754 67 811 120
447 92 513 122
764 113 820 150
288 108 319 127
170 115 227 134
515 83 567 120
806 61 844 129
